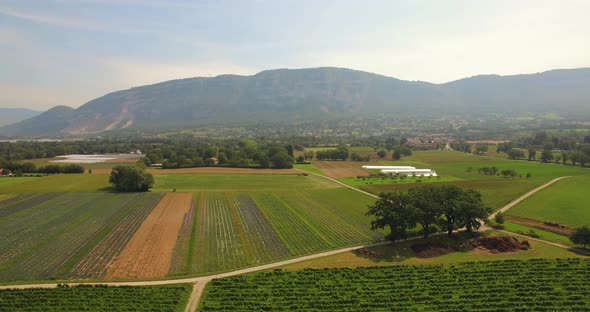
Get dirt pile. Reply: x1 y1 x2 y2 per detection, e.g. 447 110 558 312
411 243 456 258
462 236 530 253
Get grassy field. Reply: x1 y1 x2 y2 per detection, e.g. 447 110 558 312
502 222 573 246
356 150 588 210
0 174 110 193
201 258 590 311
507 174 590 227
278 231 584 271
0 284 191 312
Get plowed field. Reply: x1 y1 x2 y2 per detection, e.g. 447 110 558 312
106 193 193 280
313 161 370 178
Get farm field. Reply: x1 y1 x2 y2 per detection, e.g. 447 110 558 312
201 258 590 311
279 232 584 271
0 174 110 193
313 161 371 178
0 284 191 311
506 174 590 227
0 192 163 282
106 193 193 280
190 185 383 275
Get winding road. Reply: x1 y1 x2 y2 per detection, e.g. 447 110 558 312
0 175 578 312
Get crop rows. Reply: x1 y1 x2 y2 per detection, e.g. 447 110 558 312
67 193 164 279
0 193 161 281
168 194 197 276
201 258 590 311
0 284 191 311
0 193 62 219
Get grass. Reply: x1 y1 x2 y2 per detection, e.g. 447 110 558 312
502 221 573 246
201 258 590 311
0 174 110 193
152 173 337 192
507 174 590 227
293 163 324 175
340 175 460 186
0 284 192 312
0 177 42 187
278 231 585 272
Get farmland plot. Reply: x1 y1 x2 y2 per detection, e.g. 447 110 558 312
0 193 154 281
192 192 290 274
66 193 164 279
106 193 193 280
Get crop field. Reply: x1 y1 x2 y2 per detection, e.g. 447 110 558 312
0 284 191 311
0 192 163 282
190 187 382 274
106 193 193 280
507 174 590 227
201 258 590 311
313 161 370 178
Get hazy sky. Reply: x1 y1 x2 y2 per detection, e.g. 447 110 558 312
1 0 589 110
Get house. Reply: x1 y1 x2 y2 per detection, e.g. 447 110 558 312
209 157 219 165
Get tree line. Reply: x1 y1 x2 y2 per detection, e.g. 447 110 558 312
0 161 84 176
367 185 490 240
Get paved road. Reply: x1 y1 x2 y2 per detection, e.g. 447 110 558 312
0 175 578 312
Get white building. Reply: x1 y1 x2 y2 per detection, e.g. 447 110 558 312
361 165 416 170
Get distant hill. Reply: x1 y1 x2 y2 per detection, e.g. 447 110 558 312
0 108 40 127
1 67 589 137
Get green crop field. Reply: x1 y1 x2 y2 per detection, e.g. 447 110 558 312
186 175 383 275
0 192 163 282
507 174 590 227
201 258 590 311
0 284 191 311
0 177 42 188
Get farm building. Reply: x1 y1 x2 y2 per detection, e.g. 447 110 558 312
381 168 437 176
362 165 416 170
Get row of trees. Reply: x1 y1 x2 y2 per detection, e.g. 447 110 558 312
0 161 84 175
367 185 490 240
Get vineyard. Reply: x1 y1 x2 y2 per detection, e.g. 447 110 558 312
201 258 590 311
190 188 382 274
0 284 191 311
0 192 162 281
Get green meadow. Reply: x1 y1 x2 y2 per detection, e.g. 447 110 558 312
507 174 590 227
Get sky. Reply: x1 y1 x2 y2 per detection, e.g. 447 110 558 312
1 0 589 110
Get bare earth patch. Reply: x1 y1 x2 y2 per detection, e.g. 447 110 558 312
313 161 370 178
106 193 193 280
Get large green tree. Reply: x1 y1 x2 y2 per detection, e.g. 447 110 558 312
570 226 590 248
366 192 418 241
109 166 154 192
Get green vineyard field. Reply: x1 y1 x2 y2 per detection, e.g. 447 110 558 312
201 258 590 311
0 284 191 311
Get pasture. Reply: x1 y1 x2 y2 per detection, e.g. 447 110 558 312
201 258 590 311
507 174 590 227
0 284 191 312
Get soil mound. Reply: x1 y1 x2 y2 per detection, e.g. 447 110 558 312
411 243 456 258
463 236 530 253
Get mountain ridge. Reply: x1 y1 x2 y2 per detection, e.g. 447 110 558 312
1 67 589 137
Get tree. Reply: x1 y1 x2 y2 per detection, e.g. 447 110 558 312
456 189 490 232
554 154 562 164
494 212 505 224
270 152 294 169
434 185 489 236
507 149 524 160
109 166 154 192
541 150 553 163
527 147 536 161
570 226 590 248
366 192 418 241
377 149 387 158
409 186 440 238
393 149 402 160
561 152 569 165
